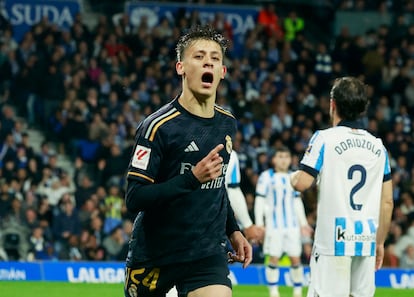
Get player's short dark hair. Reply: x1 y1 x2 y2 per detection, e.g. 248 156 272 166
175 25 228 62
274 145 291 156
330 77 368 121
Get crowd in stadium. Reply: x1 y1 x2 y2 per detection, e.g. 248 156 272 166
0 0 414 268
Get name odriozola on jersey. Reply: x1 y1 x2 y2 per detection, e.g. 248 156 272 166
300 125 391 256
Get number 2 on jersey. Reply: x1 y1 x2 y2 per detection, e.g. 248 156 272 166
347 165 366 211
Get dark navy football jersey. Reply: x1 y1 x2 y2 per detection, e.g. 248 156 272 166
125 98 237 266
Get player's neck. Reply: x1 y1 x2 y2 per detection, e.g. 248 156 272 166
178 93 215 118
331 113 342 127
274 168 288 173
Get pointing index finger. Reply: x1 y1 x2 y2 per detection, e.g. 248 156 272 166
209 144 224 156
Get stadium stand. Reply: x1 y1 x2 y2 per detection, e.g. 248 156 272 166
0 0 413 269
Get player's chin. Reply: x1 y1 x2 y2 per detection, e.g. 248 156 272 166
194 89 214 101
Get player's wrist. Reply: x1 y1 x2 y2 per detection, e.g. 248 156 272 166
185 170 202 189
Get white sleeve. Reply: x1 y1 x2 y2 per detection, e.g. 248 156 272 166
293 196 308 227
225 151 241 186
300 130 325 173
254 196 265 227
227 187 253 229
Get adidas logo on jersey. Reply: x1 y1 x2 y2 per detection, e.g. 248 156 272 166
184 141 199 152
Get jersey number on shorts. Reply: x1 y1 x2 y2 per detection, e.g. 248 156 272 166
347 164 366 211
130 267 160 291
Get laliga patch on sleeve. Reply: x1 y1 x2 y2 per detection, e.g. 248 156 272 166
132 145 151 170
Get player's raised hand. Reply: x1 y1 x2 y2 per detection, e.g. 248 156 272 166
192 144 224 183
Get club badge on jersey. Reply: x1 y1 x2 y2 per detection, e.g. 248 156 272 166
225 135 232 154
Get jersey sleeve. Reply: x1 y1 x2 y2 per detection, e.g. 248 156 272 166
126 122 164 184
299 130 325 178
383 145 392 182
255 171 269 198
226 151 241 187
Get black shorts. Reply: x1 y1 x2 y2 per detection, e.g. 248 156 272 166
124 253 231 297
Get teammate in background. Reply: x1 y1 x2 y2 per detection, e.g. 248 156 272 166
255 146 311 297
124 26 252 297
226 150 265 243
290 77 393 297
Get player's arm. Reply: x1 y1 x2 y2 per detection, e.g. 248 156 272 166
254 194 266 227
126 172 201 212
290 168 315 192
126 144 224 212
254 172 268 227
375 179 393 270
293 194 308 227
227 187 253 229
291 130 323 192
293 193 314 237
225 191 241 236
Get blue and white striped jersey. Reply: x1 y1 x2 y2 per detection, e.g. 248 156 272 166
300 123 391 256
225 151 241 187
255 169 301 230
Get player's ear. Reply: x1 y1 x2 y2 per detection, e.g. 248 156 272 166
220 65 227 79
176 61 184 76
330 98 336 109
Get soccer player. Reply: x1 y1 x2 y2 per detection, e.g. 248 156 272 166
255 146 310 297
123 26 252 297
226 150 265 242
290 77 394 297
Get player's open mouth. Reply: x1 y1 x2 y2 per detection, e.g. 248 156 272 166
201 72 213 86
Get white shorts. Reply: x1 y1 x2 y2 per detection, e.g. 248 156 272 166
306 252 375 297
263 228 302 258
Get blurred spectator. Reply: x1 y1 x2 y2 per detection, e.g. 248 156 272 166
102 184 125 234
52 195 81 257
400 191 414 215
102 225 126 260
394 225 414 260
0 202 30 260
257 3 284 40
399 244 414 269
84 233 106 261
27 225 57 260
66 234 84 261
283 10 304 41
74 171 97 209
89 214 105 247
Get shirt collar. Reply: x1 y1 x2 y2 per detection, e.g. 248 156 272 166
337 119 364 129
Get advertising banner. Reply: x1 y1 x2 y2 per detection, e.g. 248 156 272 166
1 261 413 288
125 1 259 58
3 0 81 42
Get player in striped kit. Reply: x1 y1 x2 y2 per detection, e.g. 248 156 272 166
290 77 393 297
255 146 311 297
